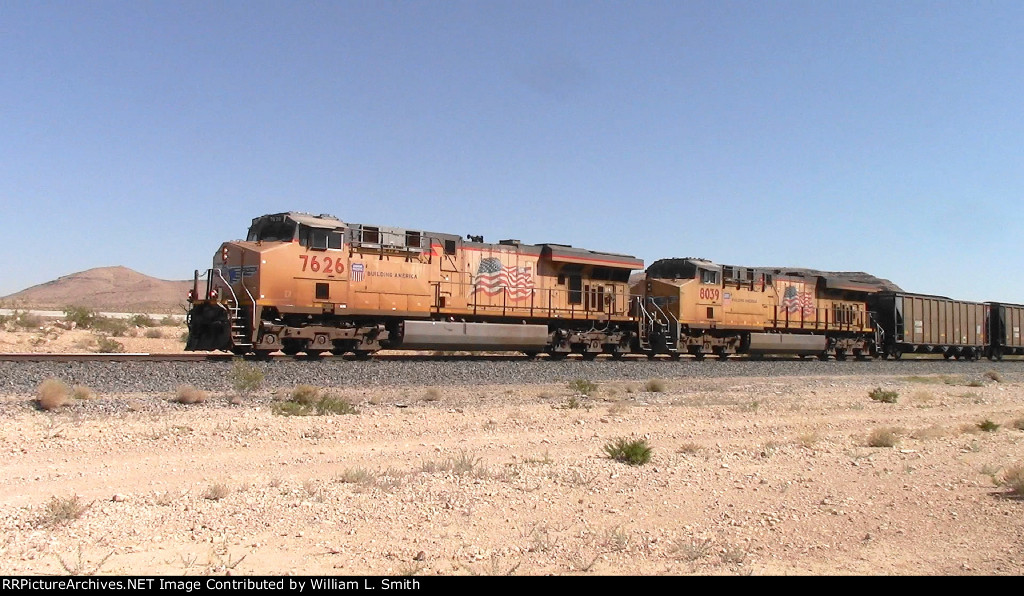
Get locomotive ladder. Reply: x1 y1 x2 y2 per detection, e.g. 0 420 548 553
211 268 255 349
636 297 679 353
227 302 252 348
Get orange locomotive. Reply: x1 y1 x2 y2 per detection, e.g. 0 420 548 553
637 258 878 360
186 212 643 358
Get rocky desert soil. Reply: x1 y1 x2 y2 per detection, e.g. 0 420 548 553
0 326 1022 576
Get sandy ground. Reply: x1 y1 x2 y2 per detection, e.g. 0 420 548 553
0 323 188 354
1 364 1022 576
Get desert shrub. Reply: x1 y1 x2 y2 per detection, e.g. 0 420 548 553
999 465 1024 496
273 389 357 416
336 467 375 485
229 359 265 397
36 495 89 527
1013 418 1024 431
95 335 125 353
290 384 321 406
603 437 652 466
63 306 98 328
420 449 483 476
128 314 156 327
36 378 71 410
71 385 95 401
144 328 163 339
644 379 667 393
12 310 42 329
677 442 702 455
316 394 358 415
92 316 128 337
175 385 208 405
568 379 598 396
423 387 442 402
984 370 1004 383
867 427 901 448
204 483 231 501
977 419 1001 432
869 388 898 403
159 315 180 326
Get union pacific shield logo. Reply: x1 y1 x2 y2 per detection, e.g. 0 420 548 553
351 263 365 282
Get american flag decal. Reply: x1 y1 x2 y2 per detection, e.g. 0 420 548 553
780 282 815 317
351 263 364 282
471 257 534 301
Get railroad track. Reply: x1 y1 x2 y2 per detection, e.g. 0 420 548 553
0 351 992 363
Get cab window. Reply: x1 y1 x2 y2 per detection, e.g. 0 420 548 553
299 226 342 249
248 220 296 242
700 269 719 284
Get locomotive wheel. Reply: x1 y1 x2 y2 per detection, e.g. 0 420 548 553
834 349 847 361
523 351 539 360
548 351 568 361
281 339 305 356
690 347 705 361
670 353 682 361
254 349 274 360
581 351 599 361
817 352 829 361
891 349 903 360
991 348 1003 361
717 352 729 361
610 351 625 360
352 350 374 361
304 350 325 358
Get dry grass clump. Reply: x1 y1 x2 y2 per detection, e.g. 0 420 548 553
867 427 901 448
797 431 821 448
422 387 442 402
977 419 1001 432
36 378 71 411
1013 417 1024 431
144 328 163 339
644 379 667 393
997 465 1024 496
336 467 375 485
36 495 89 527
568 379 598 396
911 425 948 440
676 442 702 455
175 385 208 405
420 449 485 476
983 370 1004 383
607 400 630 416
273 386 358 416
71 385 96 401
204 483 231 501
290 384 321 406
868 388 898 403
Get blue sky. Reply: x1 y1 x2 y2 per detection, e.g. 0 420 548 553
2 0 1022 302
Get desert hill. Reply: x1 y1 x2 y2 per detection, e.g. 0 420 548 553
1 266 192 314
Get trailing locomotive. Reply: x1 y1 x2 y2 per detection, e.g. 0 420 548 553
187 211 1016 361
186 212 642 359
637 258 878 360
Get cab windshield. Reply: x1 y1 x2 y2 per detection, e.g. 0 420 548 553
247 219 297 242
